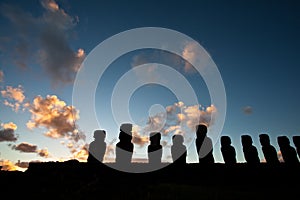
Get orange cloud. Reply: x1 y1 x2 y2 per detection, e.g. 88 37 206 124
103 144 115 163
1 85 25 103
26 95 82 141
41 0 59 12
131 102 217 146
2 122 17 130
37 148 50 158
132 129 149 147
166 105 176 113
0 160 18 171
26 95 85 160
72 144 88 162
66 142 74 148
164 125 181 135
1 85 26 112
177 113 186 122
76 48 85 58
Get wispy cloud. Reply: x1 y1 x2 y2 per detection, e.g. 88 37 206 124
1 85 26 112
0 0 85 86
13 142 38 153
12 142 50 158
129 101 217 148
132 125 149 147
130 41 207 83
181 42 198 73
181 41 211 73
130 50 183 82
41 0 59 12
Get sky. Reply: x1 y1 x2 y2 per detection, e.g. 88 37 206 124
0 0 300 171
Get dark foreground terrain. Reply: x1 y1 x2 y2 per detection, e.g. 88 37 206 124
1 161 300 200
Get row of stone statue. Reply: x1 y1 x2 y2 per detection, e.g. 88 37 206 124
87 123 300 165
225 134 300 165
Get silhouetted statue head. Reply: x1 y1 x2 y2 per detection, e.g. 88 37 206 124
277 136 290 147
149 132 161 145
220 135 236 164
119 123 133 142
119 131 132 143
173 134 184 144
171 134 186 164
259 133 280 165
88 129 107 164
259 134 270 146
241 135 253 147
93 130 106 141
196 124 207 137
221 136 232 146
241 134 260 164
292 136 300 147
120 123 132 135
277 135 299 164
115 124 134 166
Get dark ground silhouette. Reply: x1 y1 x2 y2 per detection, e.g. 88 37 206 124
1 125 300 199
1 161 300 200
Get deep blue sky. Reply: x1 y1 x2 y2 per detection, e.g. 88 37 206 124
0 0 299 169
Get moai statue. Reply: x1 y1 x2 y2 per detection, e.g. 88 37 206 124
196 124 215 164
115 123 134 166
220 136 237 165
259 134 280 165
148 132 162 165
87 130 107 164
277 136 299 165
171 134 187 165
241 135 260 165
